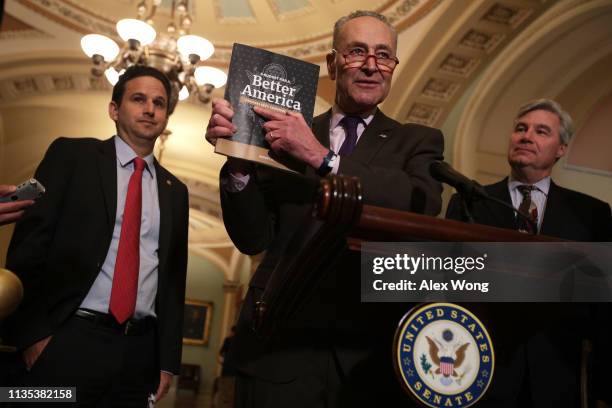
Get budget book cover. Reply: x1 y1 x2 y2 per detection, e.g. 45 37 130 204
215 43 320 172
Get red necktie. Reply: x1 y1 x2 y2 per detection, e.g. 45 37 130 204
110 157 146 324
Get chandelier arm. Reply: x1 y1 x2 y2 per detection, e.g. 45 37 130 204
82 0 223 104
144 2 158 22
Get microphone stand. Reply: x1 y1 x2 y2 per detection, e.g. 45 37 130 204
456 187 538 235
430 161 538 234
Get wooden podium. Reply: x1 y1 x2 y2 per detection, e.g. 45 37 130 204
253 175 597 408
254 175 563 335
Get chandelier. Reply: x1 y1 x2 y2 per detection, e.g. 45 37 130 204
80 0 226 108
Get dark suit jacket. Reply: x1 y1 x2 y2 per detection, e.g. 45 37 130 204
446 177 611 241
446 177 612 407
221 109 444 394
3 137 189 374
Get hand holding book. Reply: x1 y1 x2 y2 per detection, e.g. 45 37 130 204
255 106 328 170
210 43 320 173
205 99 252 176
205 99 236 144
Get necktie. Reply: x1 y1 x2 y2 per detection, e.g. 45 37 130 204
517 184 538 234
338 116 363 156
110 157 146 323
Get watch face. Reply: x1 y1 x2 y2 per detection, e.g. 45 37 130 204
329 154 338 166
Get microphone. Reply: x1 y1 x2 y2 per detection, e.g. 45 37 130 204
430 161 538 234
429 161 488 198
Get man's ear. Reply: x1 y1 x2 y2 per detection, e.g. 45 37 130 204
326 52 337 81
556 143 567 159
108 101 119 121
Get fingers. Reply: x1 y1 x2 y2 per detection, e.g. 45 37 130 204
211 99 234 121
253 106 290 121
0 201 34 226
0 185 17 195
155 372 172 401
205 101 236 146
265 131 285 154
0 210 25 226
209 113 235 132
0 200 34 213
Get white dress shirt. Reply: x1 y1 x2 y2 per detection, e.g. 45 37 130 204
507 176 550 232
80 136 160 318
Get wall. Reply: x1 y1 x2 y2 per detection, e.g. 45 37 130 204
182 253 226 396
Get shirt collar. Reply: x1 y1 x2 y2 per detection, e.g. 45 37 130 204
330 104 376 130
114 135 155 177
508 175 551 196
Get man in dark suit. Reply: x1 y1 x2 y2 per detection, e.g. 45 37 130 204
3 65 189 406
446 99 610 241
446 98 612 407
205 10 443 407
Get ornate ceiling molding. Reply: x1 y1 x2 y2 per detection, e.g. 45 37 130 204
388 0 551 128
15 0 117 36
10 0 442 63
451 0 612 186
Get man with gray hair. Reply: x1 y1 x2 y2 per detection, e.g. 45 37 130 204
446 99 611 407
447 98 610 240
206 9 443 408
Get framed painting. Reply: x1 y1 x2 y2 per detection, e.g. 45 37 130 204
182 299 213 346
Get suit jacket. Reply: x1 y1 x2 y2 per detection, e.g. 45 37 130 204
221 109 444 390
446 177 611 241
446 177 612 407
3 137 189 374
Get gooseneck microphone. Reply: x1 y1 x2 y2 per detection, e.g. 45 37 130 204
429 161 538 234
429 161 488 198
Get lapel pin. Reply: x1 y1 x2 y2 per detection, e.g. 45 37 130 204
379 134 388 139
166 180 172 186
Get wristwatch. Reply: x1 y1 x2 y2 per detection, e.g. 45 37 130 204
316 149 338 177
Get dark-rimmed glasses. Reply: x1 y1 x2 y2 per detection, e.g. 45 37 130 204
332 48 399 72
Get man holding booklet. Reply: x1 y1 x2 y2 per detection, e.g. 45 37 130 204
205 10 444 407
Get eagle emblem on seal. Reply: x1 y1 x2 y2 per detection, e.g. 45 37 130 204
394 303 495 408
424 331 470 386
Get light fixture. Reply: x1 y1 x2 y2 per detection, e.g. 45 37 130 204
80 0 226 108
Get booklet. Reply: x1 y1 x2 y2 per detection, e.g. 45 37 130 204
215 43 320 173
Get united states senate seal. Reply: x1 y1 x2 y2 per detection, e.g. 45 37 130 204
393 303 494 407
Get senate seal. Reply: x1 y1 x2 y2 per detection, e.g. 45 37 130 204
393 303 494 407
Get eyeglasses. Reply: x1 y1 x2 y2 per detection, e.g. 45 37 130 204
332 48 399 72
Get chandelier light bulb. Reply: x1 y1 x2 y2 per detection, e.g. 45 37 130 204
81 34 120 61
194 66 227 88
104 67 121 86
116 19 157 45
177 35 214 61
178 85 190 101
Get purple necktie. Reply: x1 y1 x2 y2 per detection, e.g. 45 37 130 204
338 116 363 156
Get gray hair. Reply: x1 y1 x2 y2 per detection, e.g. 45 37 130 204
515 98 574 145
332 10 397 50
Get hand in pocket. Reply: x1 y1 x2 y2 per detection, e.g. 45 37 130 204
23 335 52 370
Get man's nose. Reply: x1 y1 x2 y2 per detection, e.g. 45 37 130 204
361 55 379 73
144 100 155 115
520 128 535 142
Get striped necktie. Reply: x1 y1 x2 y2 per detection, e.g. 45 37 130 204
517 184 538 234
